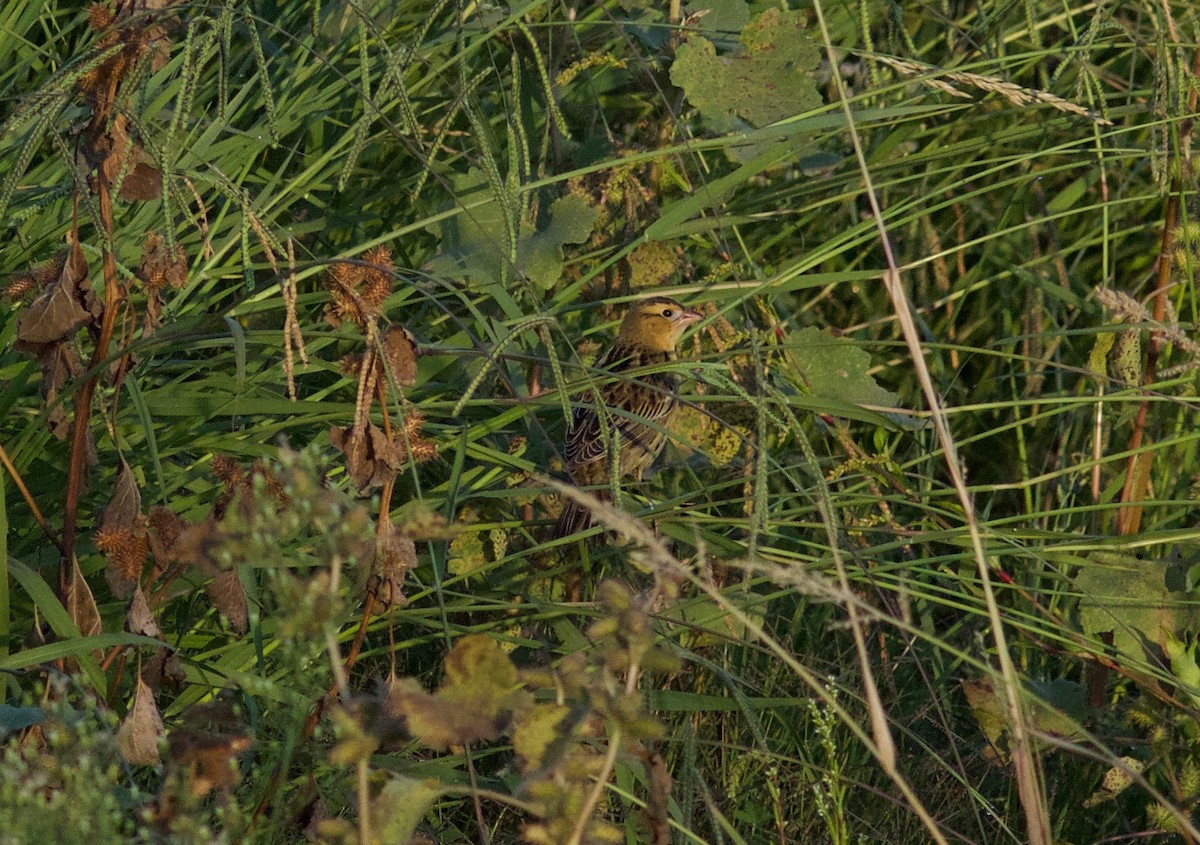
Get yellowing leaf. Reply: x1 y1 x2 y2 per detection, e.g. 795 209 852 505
368 776 443 845
386 635 531 750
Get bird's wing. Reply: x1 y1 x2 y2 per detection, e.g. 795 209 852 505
564 344 678 472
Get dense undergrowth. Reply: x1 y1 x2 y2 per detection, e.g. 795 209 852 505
3 1 1200 843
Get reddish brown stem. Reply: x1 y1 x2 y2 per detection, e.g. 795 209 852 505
61 176 126 587
1118 45 1200 536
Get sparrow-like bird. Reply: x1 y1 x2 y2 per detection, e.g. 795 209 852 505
553 295 703 540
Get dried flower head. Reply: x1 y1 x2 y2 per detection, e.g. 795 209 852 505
322 247 395 330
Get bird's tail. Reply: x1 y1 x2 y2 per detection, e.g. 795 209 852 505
551 490 609 541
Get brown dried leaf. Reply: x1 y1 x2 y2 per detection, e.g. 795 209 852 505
118 674 164 765
207 568 248 634
381 325 419 387
65 554 102 638
367 528 417 612
330 422 401 490
119 159 162 201
13 340 85 440
126 586 161 637
15 241 94 345
166 729 252 799
141 647 186 692
640 745 673 845
104 461 142 529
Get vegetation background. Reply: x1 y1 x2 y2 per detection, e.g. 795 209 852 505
2 0 1200 843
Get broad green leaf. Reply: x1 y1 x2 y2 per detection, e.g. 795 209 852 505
670 8 820 133
428 171 597 289
1076 554 1200 662
426 168 514 285
783 327 910 427
685 0 750 50
518 193 599 288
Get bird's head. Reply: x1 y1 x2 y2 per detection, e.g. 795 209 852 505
616 296 703 352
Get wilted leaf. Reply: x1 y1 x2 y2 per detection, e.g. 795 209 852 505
141 647 186 692
104 461 143 529
207 568 249 634
381 325 419 387
120 159 163 202
15 340 85 440
65 554 102 639
118 675 164 765
386 635 531 750
126 586 161 637
639 745 673 845
367 526 417 612
15 240 96 345
330 422 406 490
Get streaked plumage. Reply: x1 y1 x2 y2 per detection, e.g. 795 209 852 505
553 295 702 540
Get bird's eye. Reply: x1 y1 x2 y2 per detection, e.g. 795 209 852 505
661 308 674 318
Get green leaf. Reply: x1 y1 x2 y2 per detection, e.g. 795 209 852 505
0 633 166 672
429 172 597 289
784 328 909 427
426 168 513 286
518 193 599 288
1164 632 1200 709
1076 554 1200 662
685 0 750 50
670 8 820 132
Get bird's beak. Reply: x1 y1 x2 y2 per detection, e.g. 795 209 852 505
678 309 703 326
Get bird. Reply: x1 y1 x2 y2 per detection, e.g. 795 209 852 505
552 295 703 541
